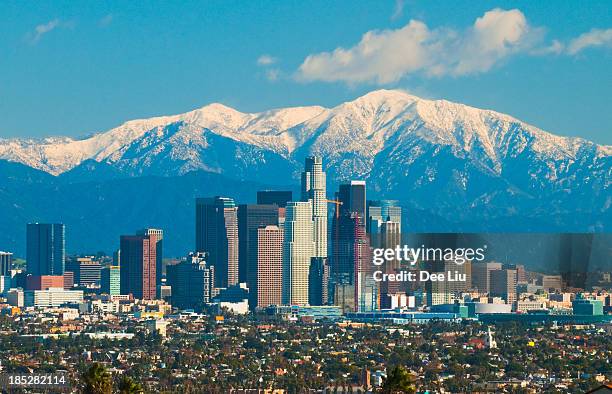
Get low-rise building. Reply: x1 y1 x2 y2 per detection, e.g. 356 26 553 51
24 288 84 307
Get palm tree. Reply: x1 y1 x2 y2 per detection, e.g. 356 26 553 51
81 363 113 394
118 375 144 394
382 365 416 394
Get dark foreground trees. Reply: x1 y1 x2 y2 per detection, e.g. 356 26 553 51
382 365 416 394
82 363 112 394
80 363 143 394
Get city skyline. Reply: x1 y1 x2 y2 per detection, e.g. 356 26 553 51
4 156 609 313
0 2 610 391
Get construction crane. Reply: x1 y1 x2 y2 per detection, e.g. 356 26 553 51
326 199 343 218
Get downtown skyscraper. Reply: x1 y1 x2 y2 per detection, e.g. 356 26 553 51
331 181 373 312
255 225 284 309
0 251 12 276
119 233 157 300
196 197 239 288
137 228 163 293
282 201 314 306
26 223 65 276
237 204 279 285
166 252 214 310
301 156 327 258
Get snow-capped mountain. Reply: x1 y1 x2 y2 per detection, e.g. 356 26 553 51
1 89 609 179
1 89 610 255
1 89 611 223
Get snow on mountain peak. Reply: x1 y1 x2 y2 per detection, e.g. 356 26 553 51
0 89 608 177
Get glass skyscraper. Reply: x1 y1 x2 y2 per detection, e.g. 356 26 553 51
26 223 65 276
195 196 239 288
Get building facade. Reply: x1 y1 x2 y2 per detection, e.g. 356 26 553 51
0 251 12 276
238 204 279 285
490 268 518 304
196 197 239 288
309 257 329 306
26 223 65 276
24 288 84 307
101 265 121 295
282 201 314 306
25 275 65 290
301 157 327 259
66 257 102 286
137 228 163 293
471 262 503 294
120 234 157 300
254 225 284 309
166 252 214 310
366 200 401 234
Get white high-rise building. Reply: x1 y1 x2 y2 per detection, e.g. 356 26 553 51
282 201 314 306
24 288 84 307
301 156 327 258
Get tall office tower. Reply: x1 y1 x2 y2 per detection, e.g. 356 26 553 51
119 234 157 300
257 190 293 208
196 197 239 288
301 156 327 258
137 229 163 292
490 268 518 304
331 181 371 311
101 266 120 295
337 181 367 222
166 252 214 310
367 200 402 234
379 220 402 309
238 204 279 284
471 261 503 294
0 251 12 276
254 225 284 309
425 259 470 306
26 223 65 275
309 257 330 306
331 212 372 312
282 201 314 306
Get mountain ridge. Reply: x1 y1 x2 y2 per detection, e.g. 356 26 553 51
1 89 609 177
0 89 609 252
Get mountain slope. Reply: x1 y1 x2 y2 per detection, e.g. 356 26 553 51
1 89 608 180
0 89 610 256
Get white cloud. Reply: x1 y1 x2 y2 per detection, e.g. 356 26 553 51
531 39 564 55
391 0 405 21
257 54 277 66
296 8 550 84
27 19 61 44
567 28 612 55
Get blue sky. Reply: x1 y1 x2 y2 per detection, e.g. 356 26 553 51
1 1 611 143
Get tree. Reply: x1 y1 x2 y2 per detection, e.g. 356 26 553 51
81 363 112 394
117 375 144 394
382 365 416 394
